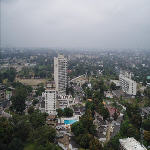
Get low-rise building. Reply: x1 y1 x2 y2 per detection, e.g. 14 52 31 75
110 80 120 87
57 95 75 109
106 105 119 118
104 91 113 98
39 99 45 113
70 75 87 87
141 107 150 117
119 137 147 150
46 115 57 127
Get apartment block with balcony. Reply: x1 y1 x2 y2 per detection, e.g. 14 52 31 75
119 71 137 96
42 87 57 115
0 84 6 102
54 54 67 94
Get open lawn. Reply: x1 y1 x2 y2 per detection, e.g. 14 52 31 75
16 78 47 86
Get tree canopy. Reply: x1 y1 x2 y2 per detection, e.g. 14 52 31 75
0 110 60 150
11 87 27 114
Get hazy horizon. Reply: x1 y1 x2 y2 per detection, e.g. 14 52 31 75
1 0 150 49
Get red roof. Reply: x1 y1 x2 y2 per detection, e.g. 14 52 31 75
106 106 118 117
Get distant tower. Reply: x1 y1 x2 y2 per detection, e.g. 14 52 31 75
54 54 67 94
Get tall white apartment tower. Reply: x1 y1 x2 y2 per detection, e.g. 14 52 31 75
54 54 67 94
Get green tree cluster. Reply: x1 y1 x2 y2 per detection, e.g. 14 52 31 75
11 87 27 114
104 115 140 150
32 99 39 106
83 78 110 120
12 81 33 94
10 82 33 114
143 115 150 145
56 108 74 118
18 64 53 79
144 87 150 99
0 110 61 150
110 82 117 90
66 85 74 97
86 100 110 120
0 68 16 83
143 117 150 131
35 84 45 96
126 104 142 128
104 104 144 150
71 109 102 149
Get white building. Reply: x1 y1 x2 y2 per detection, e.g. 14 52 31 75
57 95 75 109
104 91 113 98
110 80 120 87
42 87 57 115
54 54 67 94
119 137 147 150
70 74 87 87
119 71 137 95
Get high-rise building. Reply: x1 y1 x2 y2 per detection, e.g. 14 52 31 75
119 71 137 95
42 83 57 115
54 54 67 94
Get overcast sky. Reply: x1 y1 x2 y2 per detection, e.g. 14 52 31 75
1 0 150 49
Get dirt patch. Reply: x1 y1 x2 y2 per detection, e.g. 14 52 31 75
16 78 47 86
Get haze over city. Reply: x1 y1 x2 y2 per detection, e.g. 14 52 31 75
1 0 150 49
1 1 150 150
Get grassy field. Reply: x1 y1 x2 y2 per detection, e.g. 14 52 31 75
16 78 47 86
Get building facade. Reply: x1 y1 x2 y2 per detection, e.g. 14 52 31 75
119 71 137 95
42 88 57 115
119 137 147 150
57 95 74 109
70 74 87 87
0 84 6 102
54 54 67 94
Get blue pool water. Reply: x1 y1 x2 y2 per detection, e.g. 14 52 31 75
64 120 77 125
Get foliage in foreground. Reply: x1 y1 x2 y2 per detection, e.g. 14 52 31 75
56 107 74 118
71 109 102 150
0 110 61 150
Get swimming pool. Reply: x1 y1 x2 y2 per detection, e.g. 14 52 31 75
64 119 77 125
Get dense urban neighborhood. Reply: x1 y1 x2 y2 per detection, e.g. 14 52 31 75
0 48 150 150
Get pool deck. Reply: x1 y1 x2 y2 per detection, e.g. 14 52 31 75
64 119 77 125
59 116 79 124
